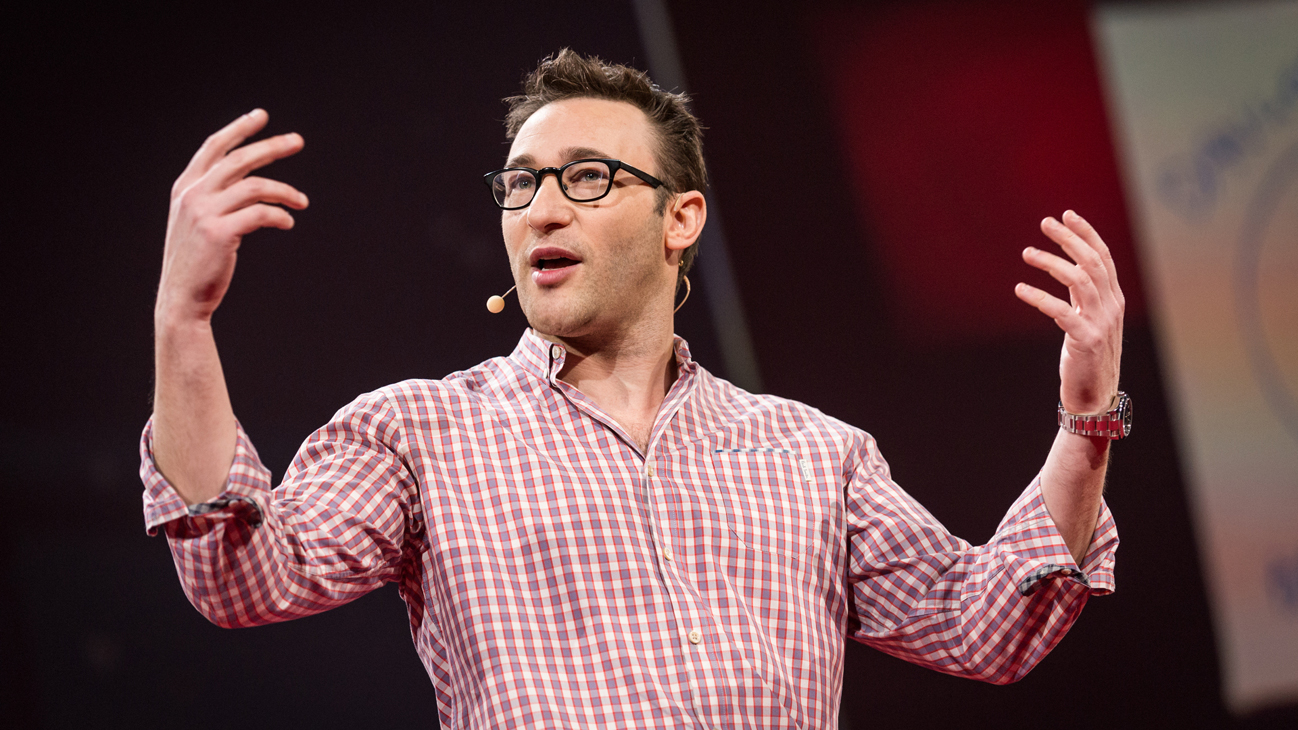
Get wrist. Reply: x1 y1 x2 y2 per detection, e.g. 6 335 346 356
1060 392 1118 416
154 293 214 333
154 306 216 348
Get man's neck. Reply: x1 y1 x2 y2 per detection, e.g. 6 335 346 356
539 321 678 453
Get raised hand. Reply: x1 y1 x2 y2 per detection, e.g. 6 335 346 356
156 109 307 324
1015 210 1125 416
152 109 307 505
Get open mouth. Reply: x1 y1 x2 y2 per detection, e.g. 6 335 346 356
536 256 580 270
527 246 583 285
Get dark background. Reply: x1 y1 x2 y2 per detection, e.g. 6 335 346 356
3 1 1294 727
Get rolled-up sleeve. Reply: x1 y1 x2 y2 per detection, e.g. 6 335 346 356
139 390 422 628
844 433 1118 684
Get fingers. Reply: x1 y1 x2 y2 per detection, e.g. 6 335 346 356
216 176 309 215
210 132 305 189
223 203 297 237
1015 281 1078 327
172 110 305 206
1021 245 1102 312
1039 214 1114 302
1062 210 1125 312
174 109 269 196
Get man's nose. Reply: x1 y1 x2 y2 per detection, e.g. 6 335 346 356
526 173 574 232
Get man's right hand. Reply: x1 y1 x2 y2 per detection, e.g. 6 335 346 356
156 109 307 325
152 110 306 506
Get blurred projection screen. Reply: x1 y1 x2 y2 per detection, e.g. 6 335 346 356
1094 0 1298 713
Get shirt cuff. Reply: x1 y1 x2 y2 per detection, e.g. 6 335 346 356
991 475 1119 597
139 417 273 535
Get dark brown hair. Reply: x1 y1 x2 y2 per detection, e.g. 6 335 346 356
504 49 707 280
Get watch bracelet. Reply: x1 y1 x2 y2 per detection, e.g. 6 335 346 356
1057 391 1129 439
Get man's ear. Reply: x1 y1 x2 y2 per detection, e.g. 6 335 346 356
664 190 707 253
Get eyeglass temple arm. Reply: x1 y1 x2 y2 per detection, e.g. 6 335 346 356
615 161 665 189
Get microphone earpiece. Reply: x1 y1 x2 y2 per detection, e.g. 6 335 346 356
486 285 517 314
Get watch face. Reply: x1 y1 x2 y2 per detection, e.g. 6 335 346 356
1121 395 1133 437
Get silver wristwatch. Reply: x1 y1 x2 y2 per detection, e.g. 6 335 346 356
1057 391 1132 440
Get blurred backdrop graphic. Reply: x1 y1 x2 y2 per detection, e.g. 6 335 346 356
3 1 1295 727
1093 2 1298 711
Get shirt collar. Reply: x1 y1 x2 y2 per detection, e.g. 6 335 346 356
510 328 697 385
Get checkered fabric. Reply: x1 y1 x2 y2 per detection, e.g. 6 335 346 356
141 330 1118 729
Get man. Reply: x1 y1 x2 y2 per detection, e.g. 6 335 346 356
144 50 1124 728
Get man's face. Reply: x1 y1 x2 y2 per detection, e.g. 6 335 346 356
501 97 673 341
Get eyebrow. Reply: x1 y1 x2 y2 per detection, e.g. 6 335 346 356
506 146 613 169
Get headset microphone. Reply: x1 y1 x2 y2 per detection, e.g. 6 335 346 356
487 277 689 314
486 285 517 314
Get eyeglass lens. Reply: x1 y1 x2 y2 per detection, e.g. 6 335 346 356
492 160 613 208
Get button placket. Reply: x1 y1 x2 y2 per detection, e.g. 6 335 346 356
640 453 704 712
645 462 673 562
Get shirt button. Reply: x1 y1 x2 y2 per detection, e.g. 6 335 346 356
646 464 655 478
550 344 563 359
687 630 702 645
663 547 674 561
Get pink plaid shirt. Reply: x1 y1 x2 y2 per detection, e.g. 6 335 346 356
141 330 1117 729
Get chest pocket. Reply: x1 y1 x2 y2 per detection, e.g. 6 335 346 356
709 448 827 563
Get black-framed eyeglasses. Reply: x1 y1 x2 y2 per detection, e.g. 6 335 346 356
482 158 665 210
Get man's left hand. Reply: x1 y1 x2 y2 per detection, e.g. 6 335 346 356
1015 210 1125 416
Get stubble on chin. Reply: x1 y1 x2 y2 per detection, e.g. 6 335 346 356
522 293 599 339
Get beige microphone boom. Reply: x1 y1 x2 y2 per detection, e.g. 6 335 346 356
486 285 517 314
